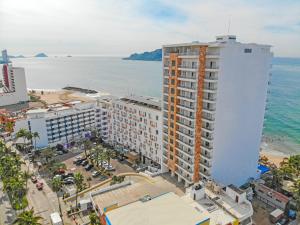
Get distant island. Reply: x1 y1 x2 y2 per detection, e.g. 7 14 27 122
123 49 162 61
9 55 25 58
35 53 48 57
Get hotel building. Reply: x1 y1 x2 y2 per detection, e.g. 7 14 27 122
0 50 29 107
109 95 162 167
14 101 98 148
162 35 272 186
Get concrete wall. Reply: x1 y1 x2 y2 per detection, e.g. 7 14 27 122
211 42 272 186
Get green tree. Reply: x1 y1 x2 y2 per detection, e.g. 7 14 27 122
32 132 40 151
52 177 63 218
41 148 55 164
74 172 84 209
105 149 115 166
83 139 92 158
16 129 29 148
89 212 101 225
13 208 43 225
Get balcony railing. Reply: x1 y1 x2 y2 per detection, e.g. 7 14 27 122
178 64 198 69
178 84 196 90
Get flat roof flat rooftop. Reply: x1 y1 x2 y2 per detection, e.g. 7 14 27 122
106 192 210 225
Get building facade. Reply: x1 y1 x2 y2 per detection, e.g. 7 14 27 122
0 50 29 107
109 95 163 167
14 101 97 148
162 35 272 186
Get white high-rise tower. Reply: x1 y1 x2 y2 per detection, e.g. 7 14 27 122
162 35 272 186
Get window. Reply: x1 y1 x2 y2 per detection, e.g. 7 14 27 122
171 79 175 85
171 60 176 66
171 70 175 76
244 48 252 53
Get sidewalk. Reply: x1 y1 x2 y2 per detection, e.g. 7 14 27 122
0 182 16 225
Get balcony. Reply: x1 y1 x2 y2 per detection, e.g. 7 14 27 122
200 159 211 168
176 169 193 182
178 64 198 71
177 146 193 157
178 74 197 80
200 152 212 160
206 53 220 59
177 163 193 174
200 169 211 177
201 143 213 151
177 103 195 110
177 154 194 166
177 120 194 129
176 112 195 120
201 133 213 141
203 83 217 91
202 104 216 112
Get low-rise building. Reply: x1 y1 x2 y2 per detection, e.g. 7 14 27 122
89 179 253 225
254 183 290 210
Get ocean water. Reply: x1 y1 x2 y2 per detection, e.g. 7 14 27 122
11 56 300 154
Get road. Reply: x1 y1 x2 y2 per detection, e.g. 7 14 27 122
25 161 59 224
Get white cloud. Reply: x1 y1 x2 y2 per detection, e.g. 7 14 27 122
0 0 299 57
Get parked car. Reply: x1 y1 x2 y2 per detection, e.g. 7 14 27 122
104 164 115 171
53 174 62 180
63 177 74 185
99 175 108 181
276 217 289 225
85 164 94 171
81 160 89 166
31 175 37 183
136 164 148 172
54 168 65 175
62 149 69 154
75 159 84 166
57 151 63 155
92 171 100 177
36 181 44 190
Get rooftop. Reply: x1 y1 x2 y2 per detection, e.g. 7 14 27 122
106 192 210 225
118 95 161 111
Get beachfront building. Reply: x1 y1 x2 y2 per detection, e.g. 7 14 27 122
162 35 273 186
0 50 29 107
95 96 114 143
89 178 253 225
14 101 97 148
109 95 163 168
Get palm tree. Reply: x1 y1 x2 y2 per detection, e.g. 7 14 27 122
32 132 40 151
105 149 115 166
292 179 300 210
13 208 43 225
52 177 63 218
74 172 84 209
16 129 29 149
83 139 92 158
41 148 55 164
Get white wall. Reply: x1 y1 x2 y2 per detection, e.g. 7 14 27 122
0 67 29 106
211 42 272 186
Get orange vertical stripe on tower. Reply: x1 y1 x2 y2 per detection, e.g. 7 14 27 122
194 46 207 182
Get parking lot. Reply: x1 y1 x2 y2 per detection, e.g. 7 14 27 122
61 152 135 186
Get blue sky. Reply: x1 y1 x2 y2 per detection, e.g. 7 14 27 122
0 0 299 57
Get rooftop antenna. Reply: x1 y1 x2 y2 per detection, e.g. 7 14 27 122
227 15 231 34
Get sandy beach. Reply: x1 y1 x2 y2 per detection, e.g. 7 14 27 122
260 140 296 167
